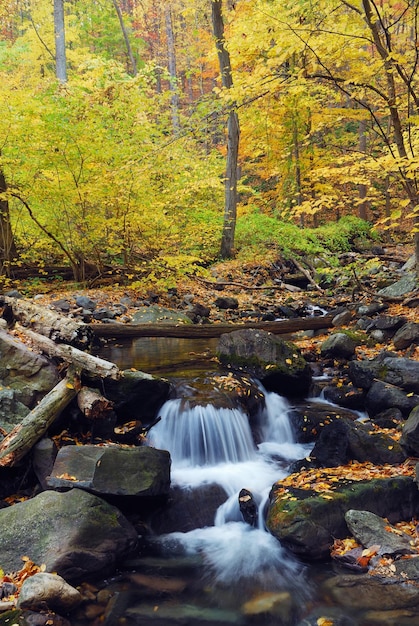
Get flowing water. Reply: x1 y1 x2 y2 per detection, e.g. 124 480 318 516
92 338 393 625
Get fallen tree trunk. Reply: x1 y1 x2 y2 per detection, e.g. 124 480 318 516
0 372 79 467
18 326 120 380
1 296 93 348
77 386 114 420
89 315 335 339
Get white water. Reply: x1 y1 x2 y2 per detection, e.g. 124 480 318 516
148 387 312 591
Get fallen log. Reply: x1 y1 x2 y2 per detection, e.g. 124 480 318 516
89 315 335 339
77 386 114 420
1 296 94 348
0 372 79 467
18 326 120 380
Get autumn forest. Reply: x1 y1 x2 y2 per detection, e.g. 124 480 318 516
0 0 418 288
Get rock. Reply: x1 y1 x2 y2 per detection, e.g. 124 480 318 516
288 401 360 444
295 607 357 626
103 370 171 424
401 406 419 456
357 302 388 316
241 590 294 623
379 357 419 393
332 309 353 327
348 353 393 389
47 444 171 497
301 417 405 468
0 330 60 407
131 305 192 325
0 389 29 435
185 303 211 323
377 275 418 298
147 484 228 534
323 573 419 611
214 297 239 310
0 489 138 581
345 510 415 557
393 322 419 349
238 488 258 527
370 314 407 333
366 380 419 417
371 407 403 429
217 329 311 397
266 475 419 560
51 299 71 312
32 438 58 490
322 384 365 411
17 573 82 612
75 295 97 311
320 333 360 359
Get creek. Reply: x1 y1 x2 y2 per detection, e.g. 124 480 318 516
92 337 366 626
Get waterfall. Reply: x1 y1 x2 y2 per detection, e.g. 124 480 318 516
147 385 310 592
149 399 256 466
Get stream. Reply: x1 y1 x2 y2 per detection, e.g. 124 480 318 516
91 337 375 626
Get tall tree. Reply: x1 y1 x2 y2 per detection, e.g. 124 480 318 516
0 168 17 274
211 0 239 259
53 0 67 82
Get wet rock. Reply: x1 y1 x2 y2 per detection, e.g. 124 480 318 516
322 384 365 410
0 488 138 581
103 370 171 424
320 333 360 360
217 329 311 397
239 488 258 527
288 401 359 444
323 573 419 611
266 476 419 560
241 590 294 623
17 573 81 612
371 407 403 429
147 484 228 534
296 607 357 626
126 602 243 624
47 444 171 497
345 510 415 557
361 608 419 626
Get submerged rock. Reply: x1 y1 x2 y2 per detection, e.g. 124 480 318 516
17 573 82 612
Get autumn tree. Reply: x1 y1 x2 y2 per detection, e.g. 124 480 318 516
212 0 239 258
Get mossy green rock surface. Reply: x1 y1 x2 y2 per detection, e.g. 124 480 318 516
266 475 419 560
217 329 311 397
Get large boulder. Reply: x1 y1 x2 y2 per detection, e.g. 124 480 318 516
217 329 311 397
131 305 192 325
266 475 419 560
320 333 361 360
0 489 138 581
393 321 419 350
0 329 60 407
366 380 419 417
47 444 171 497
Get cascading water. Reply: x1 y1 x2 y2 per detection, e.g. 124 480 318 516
147 385 312 594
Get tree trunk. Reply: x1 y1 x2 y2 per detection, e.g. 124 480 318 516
17 327 120 379
358 118 368 221
77 386 114 420
0 169 17 274
2 296 94 348
112 0 138 77
53 0 67 82
89 314 335 339
212 0 240 259
0 373 78 467
165 6 180 132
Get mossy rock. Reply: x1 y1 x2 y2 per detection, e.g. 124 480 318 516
266 475 419 560
217 329 311 397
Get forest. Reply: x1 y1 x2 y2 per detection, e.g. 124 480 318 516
0 0 418 290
